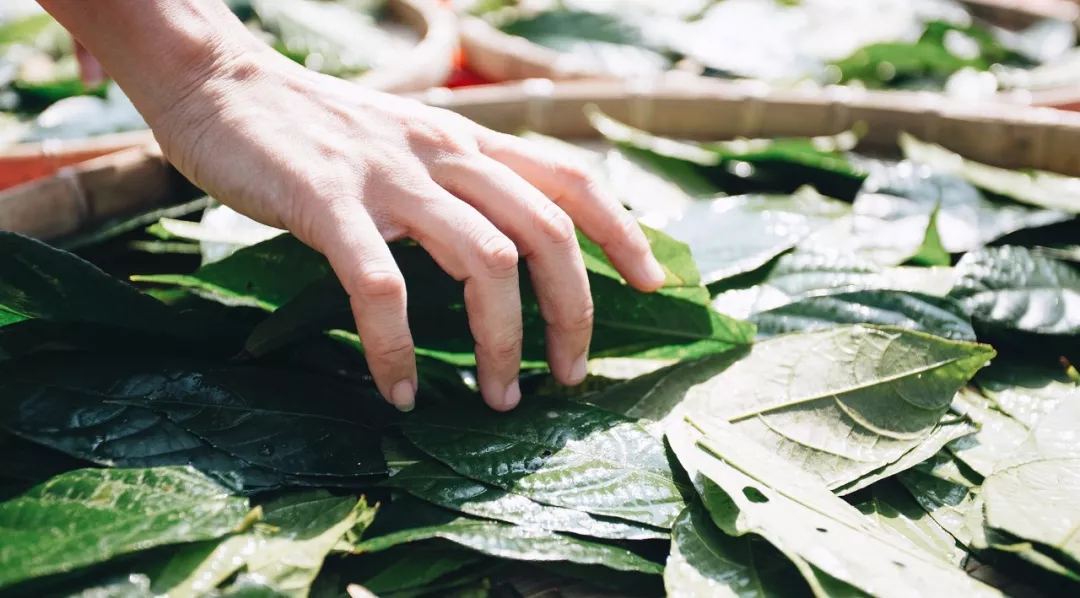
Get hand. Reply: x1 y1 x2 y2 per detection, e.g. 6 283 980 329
150 50 666 412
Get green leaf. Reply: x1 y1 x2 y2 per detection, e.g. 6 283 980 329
676 325 994 490
497 11 671 76
383 459 667 541
658 189 851 285
665 503 811 597
341 545 486 596
982 399 1080 567
56 197 215 252
849 167 1069 265
66 575 154 598
666 416 1003 598
0 232 192 337
0 355 393 494
900 133 1080 214
710 251 956 320
750 290 976 341
949 246 1080 345
133 234 332 311
400 397 685 529
0 466 250 589
895 452 982 548
154 492 371 598
855 481 966 566
946 389 1031 478
906 203 951 267
975 360 1080 429
354 497 664 575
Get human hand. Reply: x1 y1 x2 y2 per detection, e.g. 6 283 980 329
150 50 666 412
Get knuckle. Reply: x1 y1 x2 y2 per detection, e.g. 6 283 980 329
366 335 415 363
533 203 576 246
482 329 523 362
408 120 473 156
474 234 519 277
558 300 595 332
351 268 407 303
552 161 594 191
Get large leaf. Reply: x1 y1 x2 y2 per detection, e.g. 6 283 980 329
975 360 1080 428
666 415 1003 598
399 397 685 529
896 452 982 548
900 133 1080 214
982 400 1080 567
0 232 191 336
946 388 1030 478
751 290 976 341
0 466 250 588
383 459 667 540
854 480 966 566
247 227 753 363
849 167 1069 265
354 497 664 575
338 545 486 596
676 325 994 490
949 246 1080 346
665 503 811 597
133 234 332 311
0 355 393 493
710 251 956 320
154 492 371 598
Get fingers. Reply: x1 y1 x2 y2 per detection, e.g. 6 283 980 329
476 130 667 292
433 156 593 388
402 187 524 411
315 204 418 412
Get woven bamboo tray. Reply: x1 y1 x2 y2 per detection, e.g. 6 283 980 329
416 77 1080 175
0 0 457 192
0 142 184 241
458 0 1080 110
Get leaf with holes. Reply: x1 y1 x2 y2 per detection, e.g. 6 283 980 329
666 415 1003 598
0 467 250 589
400 397 685 529
676 325 994 490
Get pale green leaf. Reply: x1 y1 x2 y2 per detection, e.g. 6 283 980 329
907 203 951 267
855 481 966 566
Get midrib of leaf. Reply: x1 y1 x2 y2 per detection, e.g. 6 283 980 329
724 354 970 424
129 275 277 311
409 421 676 491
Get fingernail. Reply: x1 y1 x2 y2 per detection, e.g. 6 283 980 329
639 256 667 287
390 380 415 412
569 353 588 385
347 585 377 598
502 378 521 411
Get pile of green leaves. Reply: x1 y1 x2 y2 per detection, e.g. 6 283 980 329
472 0 1079 93
3 107 1080 598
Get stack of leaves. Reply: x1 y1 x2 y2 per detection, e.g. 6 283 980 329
469 0 1080 95
2 105 1080 598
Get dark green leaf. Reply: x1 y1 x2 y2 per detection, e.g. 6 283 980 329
666 416 1002 597
56 197 214 252
0 466 250 589
665 503 811 597
133 234 332 311
901 133 1080 214
0 355 393 494
855 481 966 566
355 497 664 575
949 246 1080 348
341 545 486 595
906 203 951 267
384 459 667 540
676 325 994 490
750 290 975 341
400 397 684 529
896 452 982 548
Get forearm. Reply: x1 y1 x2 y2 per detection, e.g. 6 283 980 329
36 0 270 126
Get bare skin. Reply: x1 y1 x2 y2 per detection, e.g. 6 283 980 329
36 0 666 412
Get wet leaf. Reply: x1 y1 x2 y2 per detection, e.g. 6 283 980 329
400 397 684 529
0 467 250 588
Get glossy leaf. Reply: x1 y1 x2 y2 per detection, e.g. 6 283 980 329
900 133 1080 214
665 503 810 597
677 325 994 489
342 545 485 596
983 400 1080 565
975 360 1080 428
751 290 976 341
354 497 664 575
666 415 1003 598
133 234 332 311
400 397 684 529
710 251 956 320
155 492 371 598
850 166 1068 265
946 389 1030 478
0 355 393 494
950 246 1080 343
895 452 981 547
383 459 668 540
0 467 250 588
855 481 966 566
